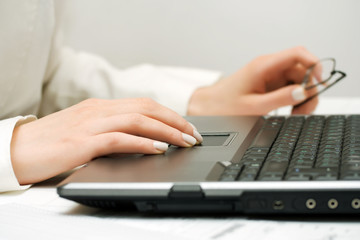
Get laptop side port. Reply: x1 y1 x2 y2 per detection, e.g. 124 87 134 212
272 200 284 210
328 199 338 209
305 198 316 209
352 198 360 209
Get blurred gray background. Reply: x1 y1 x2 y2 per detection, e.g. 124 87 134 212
62 0 360 97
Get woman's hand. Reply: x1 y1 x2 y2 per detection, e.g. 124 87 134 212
11 98 203 185
188 46 319 115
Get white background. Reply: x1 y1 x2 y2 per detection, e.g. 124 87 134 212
62 0 360 97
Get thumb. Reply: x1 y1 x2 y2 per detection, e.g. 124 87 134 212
258 85 307 111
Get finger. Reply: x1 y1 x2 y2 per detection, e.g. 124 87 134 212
90 132 170 157
313 62 323 83
271 46 319 72
291 96 319 114
95 113 198 147
291 79 319 114
257 84 309 112
283 63 308 84
110 98 201 142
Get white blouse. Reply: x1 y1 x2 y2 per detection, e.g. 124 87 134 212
0 0 221 192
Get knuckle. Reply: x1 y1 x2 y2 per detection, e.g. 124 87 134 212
295 45 307 53
250 55 269 74
91 134 118 156
168 130 181 142
102 133 120 150
138 140 150 151
179 120 190 132
138 97 157 110
127 113 145 127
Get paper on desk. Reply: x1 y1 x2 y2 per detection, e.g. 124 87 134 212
0 204 185 240
84 209 360 240
105 215 360 240
2 203 360 240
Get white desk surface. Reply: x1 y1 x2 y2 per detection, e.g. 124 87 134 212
2 97 360 240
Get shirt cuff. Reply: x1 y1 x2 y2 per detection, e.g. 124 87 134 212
0 115 37 192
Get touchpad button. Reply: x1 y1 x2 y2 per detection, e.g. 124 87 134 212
199 133 236 146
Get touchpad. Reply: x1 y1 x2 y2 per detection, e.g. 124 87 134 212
199 133 236 146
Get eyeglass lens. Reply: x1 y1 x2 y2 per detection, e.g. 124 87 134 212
305 59 336 90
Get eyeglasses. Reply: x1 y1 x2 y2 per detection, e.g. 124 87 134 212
295 58 346 107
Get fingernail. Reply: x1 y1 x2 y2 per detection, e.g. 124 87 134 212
292 86 306 101
193 130 203 143
153 141 169 152
189 122 203 143
189 122 197 130
182 133 197 146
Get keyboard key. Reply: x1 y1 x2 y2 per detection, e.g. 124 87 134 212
314 174 338 181
286 167 337 177
257 174 283 181
286 174 311 181
242 164 261 174
340 173 360 180
341 164 360 172
223 169 239 175
238 173 257 181
260 161 288 175
220 175 237 181
227 164 242 171
251 129 281 148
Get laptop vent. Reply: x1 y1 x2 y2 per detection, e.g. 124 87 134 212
80 200 117 209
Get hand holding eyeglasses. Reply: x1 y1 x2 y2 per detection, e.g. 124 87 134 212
188 46 345 115
294 58 346 108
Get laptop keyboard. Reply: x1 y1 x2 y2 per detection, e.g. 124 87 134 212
219 115 360 181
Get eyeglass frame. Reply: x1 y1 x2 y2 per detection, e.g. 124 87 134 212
294 58 346 108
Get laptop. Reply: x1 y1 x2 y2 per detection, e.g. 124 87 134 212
57 115 360 214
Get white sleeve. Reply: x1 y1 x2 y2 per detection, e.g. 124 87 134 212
0 116 37 192
39 47 222 117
